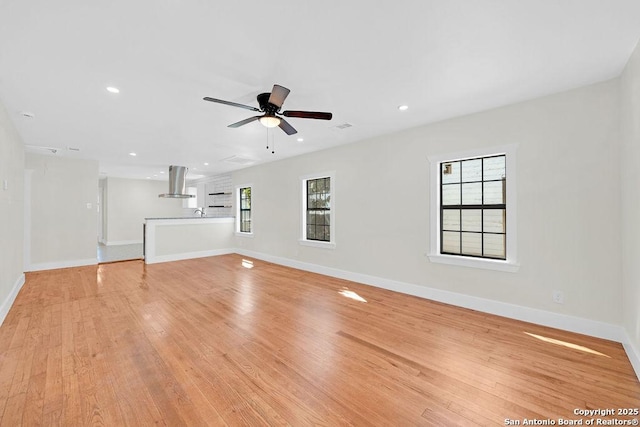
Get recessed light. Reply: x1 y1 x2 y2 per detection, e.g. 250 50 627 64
106 86 120 94
398 105 409 111
297 138 304 142
204 162 209 166
146 176 151 179
160 171 165 174
129 152 136 156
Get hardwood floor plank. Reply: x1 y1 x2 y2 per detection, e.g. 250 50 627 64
42 344 63 416
7 336 35 398
22 372 45 426
0 255 638 425
61 373 82 425
1 392 28 426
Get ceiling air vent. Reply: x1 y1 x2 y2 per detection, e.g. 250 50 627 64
223 155 256 165
332 123 353 130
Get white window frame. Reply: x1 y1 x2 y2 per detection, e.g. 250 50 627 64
428 144 519 272
300 171 336 249
235 183 254 237
183 186 198 209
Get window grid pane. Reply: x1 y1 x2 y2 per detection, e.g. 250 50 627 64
461 159 482 182
461 182 482 205
306 178 331 242
442 209 460 231
441 161 461 184
442 184 461 205
461 232 482 256
461 209 482 232
442 231 460 254
440 155 506 260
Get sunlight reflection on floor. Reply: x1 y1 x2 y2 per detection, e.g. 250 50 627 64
339 289 367 303
524 332 610 357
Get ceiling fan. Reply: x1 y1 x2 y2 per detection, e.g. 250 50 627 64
203 84 332 135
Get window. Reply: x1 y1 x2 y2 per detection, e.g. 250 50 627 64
239 187 251 232
235 184 253 235
441 155 506 259
301 172 335 249
183 186 198 208
429 145 518 272
307 177 331 241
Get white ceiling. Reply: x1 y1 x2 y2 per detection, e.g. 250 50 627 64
1 1 639 181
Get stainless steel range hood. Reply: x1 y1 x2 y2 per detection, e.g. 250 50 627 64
158 165 195 198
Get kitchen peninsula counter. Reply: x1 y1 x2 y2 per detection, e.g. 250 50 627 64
144 217 234 264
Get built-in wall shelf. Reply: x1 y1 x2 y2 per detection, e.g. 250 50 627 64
209 192 232 209
204 175 233 216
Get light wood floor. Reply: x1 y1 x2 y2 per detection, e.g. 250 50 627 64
1 254 638 426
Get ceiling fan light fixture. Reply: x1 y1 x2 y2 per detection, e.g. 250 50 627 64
204 84 332 136
259 115 281 128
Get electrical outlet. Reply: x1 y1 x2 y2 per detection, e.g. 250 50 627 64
552 290 564 304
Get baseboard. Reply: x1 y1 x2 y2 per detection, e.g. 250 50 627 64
622 333 640 380
104 240 143 246
27 258 97 272
235 249 626 343
0 274 25 326
146 248 234 265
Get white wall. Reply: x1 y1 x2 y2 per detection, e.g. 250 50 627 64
104 177 183 245
144 218 235 264
620 41 640 364
25 153 98 270
233 79 621 325
0 100 24 323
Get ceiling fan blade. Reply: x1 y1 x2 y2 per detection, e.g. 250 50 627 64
268 85 290 109
282 110 333 120
278 118 297 135
204 97 260 112
228 116 261 128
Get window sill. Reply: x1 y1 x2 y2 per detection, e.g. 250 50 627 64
428 253 520 273
299 239 336 250
235 232 254 238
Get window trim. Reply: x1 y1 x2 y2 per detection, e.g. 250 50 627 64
300 171 336 249
235 183 253 237
183 186 198 209
428 144 519 272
